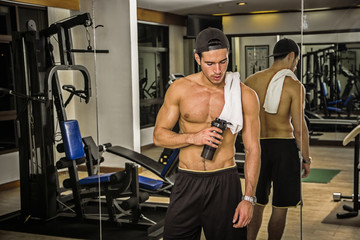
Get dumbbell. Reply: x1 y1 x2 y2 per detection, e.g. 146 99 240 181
333 192 360 202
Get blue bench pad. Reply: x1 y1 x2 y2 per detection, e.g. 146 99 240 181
139 175 163 190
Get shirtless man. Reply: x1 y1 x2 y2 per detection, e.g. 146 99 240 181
153 27 260 240
244 38 311 240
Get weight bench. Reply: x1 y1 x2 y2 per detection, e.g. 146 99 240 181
56 120 158 229
106 146 179 197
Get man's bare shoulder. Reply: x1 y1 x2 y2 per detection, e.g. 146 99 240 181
241 82 259 102
168 75 193 91
171 73 200 88
166 73 201 102
284 75 304 91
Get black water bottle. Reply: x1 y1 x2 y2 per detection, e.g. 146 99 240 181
201 118 228 160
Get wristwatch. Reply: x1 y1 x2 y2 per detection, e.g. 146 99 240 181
303 157 312 165
242 195 257 206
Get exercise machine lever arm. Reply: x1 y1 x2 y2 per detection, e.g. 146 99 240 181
343 124 360 146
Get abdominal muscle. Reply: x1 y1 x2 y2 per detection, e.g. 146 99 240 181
178 130 237 171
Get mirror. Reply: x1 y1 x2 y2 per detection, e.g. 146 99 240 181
300 2 360 238
2 0 360 239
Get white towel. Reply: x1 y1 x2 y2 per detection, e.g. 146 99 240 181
219 72 243 134
263 69 298 114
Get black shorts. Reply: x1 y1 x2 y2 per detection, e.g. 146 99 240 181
164 166 247 240
256 138 301 208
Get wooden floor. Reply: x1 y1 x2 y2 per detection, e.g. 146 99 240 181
1 138 360 239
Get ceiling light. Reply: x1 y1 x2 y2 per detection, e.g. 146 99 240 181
250 10 279 14
237 2 247 6
213 13 231 16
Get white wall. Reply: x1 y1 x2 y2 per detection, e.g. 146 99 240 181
223 12 301 35
68 0 140 168
169 25 186 74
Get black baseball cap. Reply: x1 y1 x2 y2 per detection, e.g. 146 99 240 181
195 27 229 54
269 38 299 57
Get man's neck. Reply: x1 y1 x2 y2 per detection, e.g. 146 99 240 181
271 61 292 73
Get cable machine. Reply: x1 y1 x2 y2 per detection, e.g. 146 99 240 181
12 13 99 220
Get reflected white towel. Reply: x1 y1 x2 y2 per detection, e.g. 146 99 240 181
219 72 243 134
263 69 298 114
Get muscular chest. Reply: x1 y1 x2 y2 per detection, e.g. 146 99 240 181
180 87 224 123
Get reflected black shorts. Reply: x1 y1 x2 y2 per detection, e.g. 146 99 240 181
256 138 301 208
163 165 247 240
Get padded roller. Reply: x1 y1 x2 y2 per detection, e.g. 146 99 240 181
109 171 127 184
56 157 85 169
120 192 149 210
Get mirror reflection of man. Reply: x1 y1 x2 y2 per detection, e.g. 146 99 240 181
245 38 311 240
153 27 261 239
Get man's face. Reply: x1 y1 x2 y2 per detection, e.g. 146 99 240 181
195 48 229 85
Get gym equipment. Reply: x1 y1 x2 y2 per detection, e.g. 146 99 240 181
333 192 360 202
334 124 360 218
306 115 358 132
340 65 360 103
168 73 184 86
235 152 245 178
303 44 357 126
106 146 179 196
10 12 166 238
319 80 355 118
56 119 156 227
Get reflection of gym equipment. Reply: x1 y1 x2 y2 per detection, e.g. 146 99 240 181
303 44 359 133
140 69 153 99
333 192 360 202
319 80 354 118
304 45 356 118
340 65 360 102
334 125 360 218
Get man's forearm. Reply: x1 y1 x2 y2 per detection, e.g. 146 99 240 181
243 149 260 196
301 127 310 160
153 127 193 149
294 123 310 160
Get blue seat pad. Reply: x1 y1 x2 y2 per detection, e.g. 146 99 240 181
79 172 114 185
79 173 163 191
139 175 163 190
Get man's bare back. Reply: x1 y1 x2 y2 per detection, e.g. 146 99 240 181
245 68 303 139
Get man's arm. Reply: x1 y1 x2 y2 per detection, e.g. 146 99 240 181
153 80 223 149
233 84 261 228
242 87 261 198
290 81 311 178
